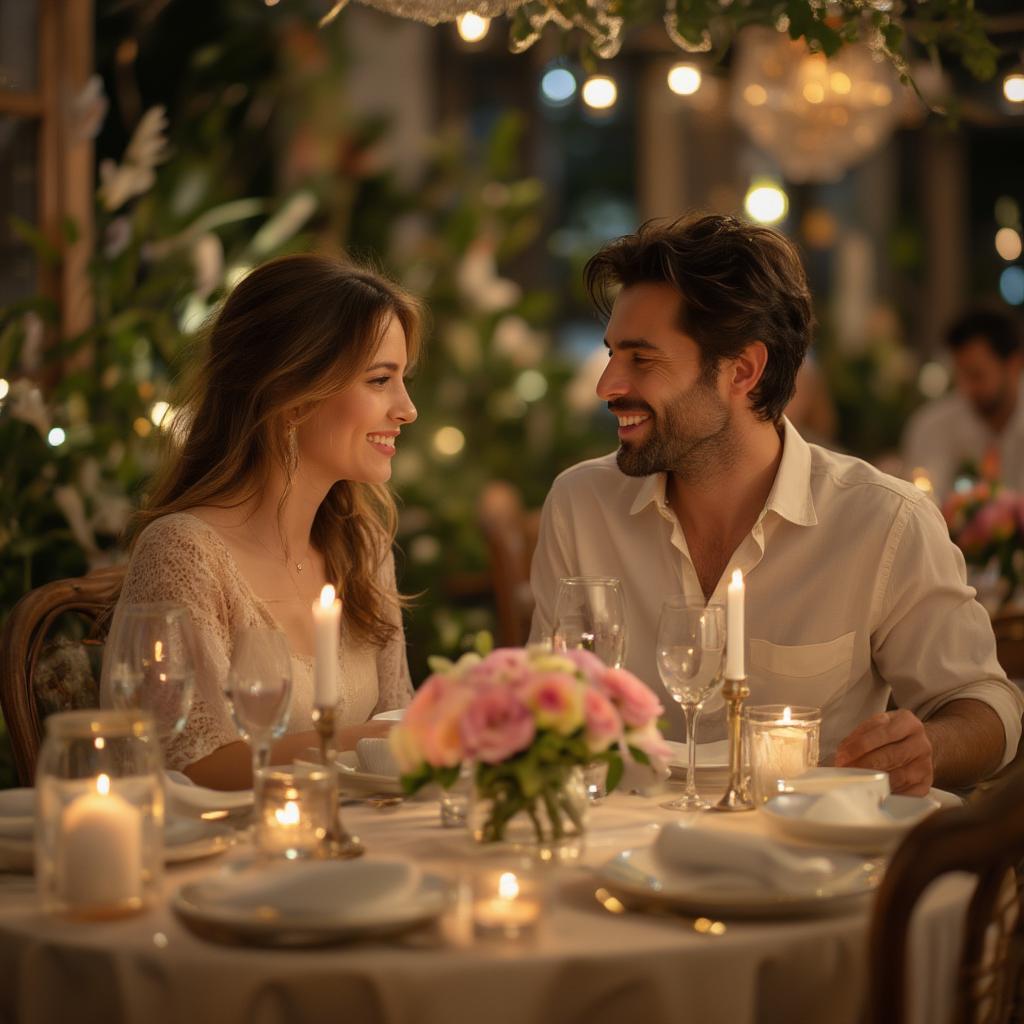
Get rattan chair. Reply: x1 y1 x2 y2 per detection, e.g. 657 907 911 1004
477 481 541 648
0 566 124 784
865 763 1024 1024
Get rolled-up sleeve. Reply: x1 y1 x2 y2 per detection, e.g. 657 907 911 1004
871 495 1024 769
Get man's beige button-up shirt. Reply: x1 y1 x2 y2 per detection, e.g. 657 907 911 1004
529 419 1024 763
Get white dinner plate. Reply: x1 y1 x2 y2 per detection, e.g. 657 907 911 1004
597 844 881 919
172 860 448 946
664 740 730 781
761 792 943 853
371 709 405 722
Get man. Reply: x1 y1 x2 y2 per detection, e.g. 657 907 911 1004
902 309 1024 499
530 215 1023 795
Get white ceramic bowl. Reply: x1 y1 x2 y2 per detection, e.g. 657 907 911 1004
785 767 890 803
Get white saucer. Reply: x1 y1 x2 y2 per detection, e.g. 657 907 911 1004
761 791 943 852
172 860 448 945
597 844 881 918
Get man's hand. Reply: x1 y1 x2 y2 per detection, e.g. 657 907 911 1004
834 710 933 796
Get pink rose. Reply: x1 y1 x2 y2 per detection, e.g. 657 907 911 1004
583 687 622 754
599 667 663 728
462 648 532 690
624 721 672 771
460 685 536 764
523 671 585 735
558 647 607 684
399 674 472 769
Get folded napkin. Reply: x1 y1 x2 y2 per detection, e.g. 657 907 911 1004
195 859 421 917
801 786 889 825
655 822 834 892
163 772 252 816
355 738 400 778
371 708 405 722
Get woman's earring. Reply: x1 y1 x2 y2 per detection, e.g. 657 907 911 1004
287 426 299 474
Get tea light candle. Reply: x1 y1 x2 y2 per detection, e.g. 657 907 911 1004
255 767 333 858
726 569 745 680
58 773 143 910
746 704 822 804
313 584 341 707
473 870 541 940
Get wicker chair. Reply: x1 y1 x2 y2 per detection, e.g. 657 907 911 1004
0 566 125 785
865 763 1024 1024
477 481 541 648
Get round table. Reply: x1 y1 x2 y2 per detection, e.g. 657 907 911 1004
0 788 972 1024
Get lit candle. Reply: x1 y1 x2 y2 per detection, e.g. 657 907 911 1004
473 870 541 940
313 583 341 707
746 704 821 803
726 568 745 680
57 773 143 910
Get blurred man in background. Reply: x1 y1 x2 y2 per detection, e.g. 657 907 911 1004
902 309 1024 499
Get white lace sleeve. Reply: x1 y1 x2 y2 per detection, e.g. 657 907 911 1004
107 515 240 772
372 549 413 714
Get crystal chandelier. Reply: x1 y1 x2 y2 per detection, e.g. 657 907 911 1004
730 26 902 183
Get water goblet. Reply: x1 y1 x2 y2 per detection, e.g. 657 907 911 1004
103 603 198 742
551 576 626 668
657 599 726 811
224 627 293 789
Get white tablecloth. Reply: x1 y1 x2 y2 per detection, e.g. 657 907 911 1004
0 788 972 1024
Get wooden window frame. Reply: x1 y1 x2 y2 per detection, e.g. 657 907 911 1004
0 0 94 335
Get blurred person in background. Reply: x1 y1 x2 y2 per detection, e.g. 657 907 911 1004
902 309 1024 500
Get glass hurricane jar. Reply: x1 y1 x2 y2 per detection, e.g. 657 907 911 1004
36 710 164 918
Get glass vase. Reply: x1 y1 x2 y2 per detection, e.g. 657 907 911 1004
469 764 588 862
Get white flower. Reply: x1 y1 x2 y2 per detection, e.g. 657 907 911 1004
8 380 50 437
251 191 317 255
191 233 224 299
124 106 169 173
455 239 521 313
54 485 98 555
98 106 168 212
71 74 108 142
104 216 133 258
492 315 544 368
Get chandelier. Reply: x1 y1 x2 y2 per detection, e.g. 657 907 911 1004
730 27 902 183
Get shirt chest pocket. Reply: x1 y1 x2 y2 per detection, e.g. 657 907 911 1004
748 631 856 708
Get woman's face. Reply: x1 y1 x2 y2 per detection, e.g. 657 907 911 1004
294 315 417 487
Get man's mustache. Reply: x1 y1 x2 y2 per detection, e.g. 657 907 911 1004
607 401 654 416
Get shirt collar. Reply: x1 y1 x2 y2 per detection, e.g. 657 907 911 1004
626 417 817 527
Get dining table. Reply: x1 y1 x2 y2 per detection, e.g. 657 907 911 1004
0 781 973 1024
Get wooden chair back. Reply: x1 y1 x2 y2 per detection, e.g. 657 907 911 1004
865 764 1024 1024
993 610 1024 681
478 481 541 648
0 566 124 784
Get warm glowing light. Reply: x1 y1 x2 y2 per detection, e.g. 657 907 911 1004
133 417 152 438
829 71 852 94
47 427 66 446
498 872 520 900
743 83 767 106
918 362 949 399
802 82 825 104
154 640 164 662
871 84 893 106
996 196 1020 228
540 68 576 105
514 370 547 402
782 706 793 724
456 12 490 43
94 737 105 750
581 75 617 111
667 64 702 96
96 773 110 796
149 401 171 427
319 584 337 610
996 227 1023 262
275 801 301 826
433 426 466 457
912 469 934 496
1004 74 1024 103
744 183 788 225
0 378 8 400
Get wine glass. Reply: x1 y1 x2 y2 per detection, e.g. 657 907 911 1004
224 627 293 789
656 599 726 811
103 603 198 741
551 577 627 668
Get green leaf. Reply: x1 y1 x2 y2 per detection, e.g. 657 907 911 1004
605 755 624 793
9 216 60 267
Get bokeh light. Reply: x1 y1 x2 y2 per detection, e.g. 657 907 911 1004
47 427 66 447
1000 266 1024 306
667 64 702 96
1003 74 1024 103
744 182 788 225
433 426 466 457
995 227 1023 262
540 68 576 106
456 13 489 43
581 75 617 111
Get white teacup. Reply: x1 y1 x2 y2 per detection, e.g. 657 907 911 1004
783 766 890 803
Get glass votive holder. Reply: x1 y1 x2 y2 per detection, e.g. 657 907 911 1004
439 764 472 829
471 858 543 942
35 710 164 919
744 704 821 804
254 765 334 859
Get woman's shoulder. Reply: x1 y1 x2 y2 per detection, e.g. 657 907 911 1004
135 511 228 554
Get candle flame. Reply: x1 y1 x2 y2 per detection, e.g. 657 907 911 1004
154 639 164 662
498 872 520 901
731 569 743 586
96 773 111 796
319 584 336 609
782 706 792 724
275 801 301 826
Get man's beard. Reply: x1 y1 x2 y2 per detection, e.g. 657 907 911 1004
614 376 733 480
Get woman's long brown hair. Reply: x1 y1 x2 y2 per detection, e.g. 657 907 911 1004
130 252 424 647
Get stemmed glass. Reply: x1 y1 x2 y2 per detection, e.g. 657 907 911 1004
657 599 726 811
224 627 293 789
103 603 198 742
551 577 627 668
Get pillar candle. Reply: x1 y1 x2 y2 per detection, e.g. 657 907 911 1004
726 568 745 680
313 583 341 707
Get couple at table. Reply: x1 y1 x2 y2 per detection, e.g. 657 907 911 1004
109 214 1024 796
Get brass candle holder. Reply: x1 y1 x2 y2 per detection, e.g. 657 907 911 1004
713 675 755 812
311 704 364 858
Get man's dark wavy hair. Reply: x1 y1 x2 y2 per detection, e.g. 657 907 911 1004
583 214 815 423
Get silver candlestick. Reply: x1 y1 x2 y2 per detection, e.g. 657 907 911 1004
312 704 364 858
713 675 755 812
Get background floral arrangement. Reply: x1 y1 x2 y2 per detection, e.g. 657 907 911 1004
942 481 1024 607
389 646 670 843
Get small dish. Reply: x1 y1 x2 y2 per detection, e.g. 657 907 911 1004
164 817 236 864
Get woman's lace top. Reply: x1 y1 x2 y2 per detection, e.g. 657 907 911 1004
101 513 412 771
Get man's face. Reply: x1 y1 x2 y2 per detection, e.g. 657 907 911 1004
953 337 1020 421
595 282 732 479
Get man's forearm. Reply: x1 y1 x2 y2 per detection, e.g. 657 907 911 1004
924 698 1007 788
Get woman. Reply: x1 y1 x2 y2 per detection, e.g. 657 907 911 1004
104 253 421 789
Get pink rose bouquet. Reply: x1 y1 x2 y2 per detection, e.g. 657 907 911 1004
390 646 669 843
